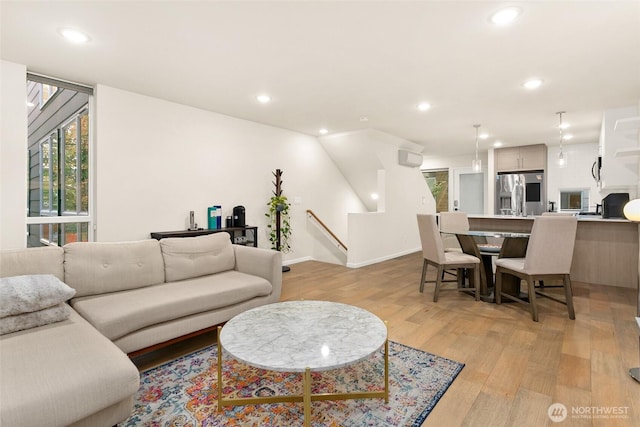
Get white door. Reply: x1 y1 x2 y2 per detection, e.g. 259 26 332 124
453 167 485 214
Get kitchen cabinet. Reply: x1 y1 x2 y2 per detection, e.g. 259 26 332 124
495 144 547 172
599 106 638 190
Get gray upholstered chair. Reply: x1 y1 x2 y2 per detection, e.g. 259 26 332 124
495 215 578 321
417 214 481 302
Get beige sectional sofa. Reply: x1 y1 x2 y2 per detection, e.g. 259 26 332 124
0 233 283 427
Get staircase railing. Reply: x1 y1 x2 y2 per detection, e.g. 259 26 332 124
306 209 348 254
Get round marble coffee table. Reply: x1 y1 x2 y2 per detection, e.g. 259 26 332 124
216 300 388 427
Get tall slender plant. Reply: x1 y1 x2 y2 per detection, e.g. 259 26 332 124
265 169 292 253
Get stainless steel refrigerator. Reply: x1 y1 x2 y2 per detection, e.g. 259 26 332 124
495 171 546 216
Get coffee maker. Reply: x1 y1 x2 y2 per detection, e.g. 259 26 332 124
232 206 246 227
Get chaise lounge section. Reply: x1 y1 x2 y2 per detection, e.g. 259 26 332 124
0 233 282 426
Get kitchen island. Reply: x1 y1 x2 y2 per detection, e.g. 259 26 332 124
468 215 638 289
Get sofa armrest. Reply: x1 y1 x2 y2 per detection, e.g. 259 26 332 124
233 245 282 301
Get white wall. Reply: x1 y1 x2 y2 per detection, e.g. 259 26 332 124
546 142 602 211
318 130 433 267
0 61 28 249
347 163 432 267
95 85 366 265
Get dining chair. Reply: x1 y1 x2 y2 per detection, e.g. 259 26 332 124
416 214 481 302
537 212 575 289
439 211 468 252
495 215 578 321
439 211 499 254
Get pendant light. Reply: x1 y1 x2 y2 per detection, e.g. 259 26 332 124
556 111 567 168
472 124 482 172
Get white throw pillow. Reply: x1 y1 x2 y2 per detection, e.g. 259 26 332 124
0 303 71 335
0 274 76 317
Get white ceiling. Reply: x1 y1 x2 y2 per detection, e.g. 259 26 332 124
2 1 639 157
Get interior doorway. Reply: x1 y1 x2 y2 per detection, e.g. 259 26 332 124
454 168 484 214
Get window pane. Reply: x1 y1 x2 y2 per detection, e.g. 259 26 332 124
423 169 449 213
80 111 89 212
27 76 91 244
51 132 59 212
63 120 77 212
40 83 58 106
27 222 89 248
41 141 50 210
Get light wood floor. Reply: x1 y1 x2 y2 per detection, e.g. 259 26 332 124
132 252 640 426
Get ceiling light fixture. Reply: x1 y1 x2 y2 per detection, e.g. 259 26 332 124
417 102 431 112
556 111 567 168
523 78 543 90
493 141 504 148
479 132 489 140
58 28 90 44
472 124 482 172
319 128 328 135
256 94 271 104
490 7 522 26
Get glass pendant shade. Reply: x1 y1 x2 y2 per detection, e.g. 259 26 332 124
472 124 481 172
557 151 567 168
556 111 568 168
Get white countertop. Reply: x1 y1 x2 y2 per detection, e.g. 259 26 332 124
468 214 632 223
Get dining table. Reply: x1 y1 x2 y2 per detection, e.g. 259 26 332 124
452 230 530 303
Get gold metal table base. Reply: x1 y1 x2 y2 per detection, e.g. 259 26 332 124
216 326 389 427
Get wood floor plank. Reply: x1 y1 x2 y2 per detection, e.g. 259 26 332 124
132 252 640 426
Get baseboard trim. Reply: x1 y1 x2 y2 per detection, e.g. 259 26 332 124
346 247 421 269
283 256 313 266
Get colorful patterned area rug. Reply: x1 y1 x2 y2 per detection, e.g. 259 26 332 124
119 341 463 427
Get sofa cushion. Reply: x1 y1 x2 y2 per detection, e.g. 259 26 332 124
64 240 165 297
71 270 272 341
0 274 76 317
160 233 235 282
0 303 71 335
0 309 140 427
0 246 64 280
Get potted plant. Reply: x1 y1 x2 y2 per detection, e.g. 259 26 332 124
266 194 292 253
265 169 292 254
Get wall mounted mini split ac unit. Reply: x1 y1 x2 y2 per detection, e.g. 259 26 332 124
397 150 423 168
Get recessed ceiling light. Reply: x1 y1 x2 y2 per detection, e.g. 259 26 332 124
256 94 271 104
417 102 431 112
319 128 329 135
490 7 522 26
563 134 574 140
559 122 571 130
371 193 379 200
493 141 504 147
58 28 90 44
523 78 543 90
479 132 489 140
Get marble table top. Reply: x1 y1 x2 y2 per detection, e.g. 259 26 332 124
219 300 387 372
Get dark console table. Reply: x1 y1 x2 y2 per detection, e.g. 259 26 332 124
150 226 257 247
